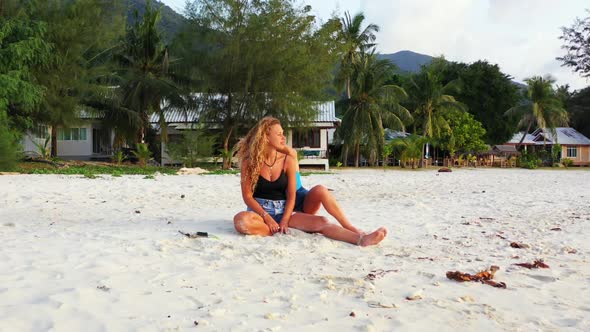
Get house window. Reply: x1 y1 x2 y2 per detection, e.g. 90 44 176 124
33 125 48 139
57 128 87 141
292 128 321 148
566 146 577 158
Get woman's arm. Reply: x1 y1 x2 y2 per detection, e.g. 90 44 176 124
279 155 297 232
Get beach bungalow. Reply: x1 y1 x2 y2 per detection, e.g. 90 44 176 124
487 145 520 167
505 127 590 166
150 101 340 170
21 111 114 160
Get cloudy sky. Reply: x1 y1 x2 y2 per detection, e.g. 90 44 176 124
161 0 589 90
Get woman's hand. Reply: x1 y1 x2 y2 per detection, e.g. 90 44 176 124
278 220 289 234
262 214 280 234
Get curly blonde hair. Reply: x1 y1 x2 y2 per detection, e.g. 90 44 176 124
236 116 281 193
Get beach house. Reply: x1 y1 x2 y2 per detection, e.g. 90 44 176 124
505 127 590 166
150 101 340 170
21 111 114 160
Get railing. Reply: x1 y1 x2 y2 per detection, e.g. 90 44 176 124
297 148 326 159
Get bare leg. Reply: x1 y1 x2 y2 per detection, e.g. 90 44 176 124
233 211 271 236
289 213 387 246
303 185 364 234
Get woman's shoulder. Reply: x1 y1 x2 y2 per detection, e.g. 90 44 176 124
282 152 297 168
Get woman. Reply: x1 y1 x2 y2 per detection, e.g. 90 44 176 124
276 143 365 235
233 117 387 246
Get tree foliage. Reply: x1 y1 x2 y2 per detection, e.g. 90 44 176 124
505 76 569 147
387 135 428 169
177 0 341 168
166 127 217 167
0 1 52 169
0 2 51 130
438 108 487 156
336 11 379 99
403 60 465 166
438 60 520 145
115 0 185 145
558 9 590 78
565 86 590 138
336 52 411 166
28 0 124 156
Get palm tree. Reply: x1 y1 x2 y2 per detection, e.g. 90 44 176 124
337 11 379 99
114 0 184 144
388 135 428 169
404 65 465 167
336 52 412 167
505 76 569 149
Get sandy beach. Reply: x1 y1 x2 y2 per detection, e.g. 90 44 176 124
1 169 589 331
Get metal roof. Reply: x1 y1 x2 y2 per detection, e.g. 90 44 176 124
507 132 536 145
508 128 590 146
491 145 520 155
533 127 590 145
150 100 339 125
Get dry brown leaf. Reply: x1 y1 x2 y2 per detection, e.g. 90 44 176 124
446 265 506 289
513 260 549 269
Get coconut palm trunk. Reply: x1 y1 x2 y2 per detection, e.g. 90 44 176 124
516 121 533 150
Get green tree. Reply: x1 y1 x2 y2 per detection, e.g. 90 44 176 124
179 0 341 169
336 11 379 99
388 135 428 169
438 108 487 156
166 127 217 167
404 60 465 167
505 76 569 148
439 60 520 145
557 9 590 78
28 0 124 157
336 52 411 167
0 1 52 169
566 86 590 138
115 0 185 147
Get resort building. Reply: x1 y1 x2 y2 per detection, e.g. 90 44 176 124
505 127 590 166
150 101 340 170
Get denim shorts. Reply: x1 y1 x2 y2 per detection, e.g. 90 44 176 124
248 198 285 223
294 187 309 212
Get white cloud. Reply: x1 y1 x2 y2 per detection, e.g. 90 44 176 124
160 0 590 89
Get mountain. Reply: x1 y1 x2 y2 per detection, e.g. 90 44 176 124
125 0 187 42
378 50 527 88
377 50 434 73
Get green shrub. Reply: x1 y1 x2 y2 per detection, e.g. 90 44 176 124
132 143 152 167
31 135 51 159
517 152 542 169
0 122 20 171
112 150 125 165
562 158 574 167
166 129 216 167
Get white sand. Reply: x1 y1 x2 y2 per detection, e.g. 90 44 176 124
1 169 589 331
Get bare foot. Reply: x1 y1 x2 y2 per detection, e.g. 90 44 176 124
359 227 387 247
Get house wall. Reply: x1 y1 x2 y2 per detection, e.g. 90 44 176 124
22 123 101 159
56 124 93 157
561 145 590 165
